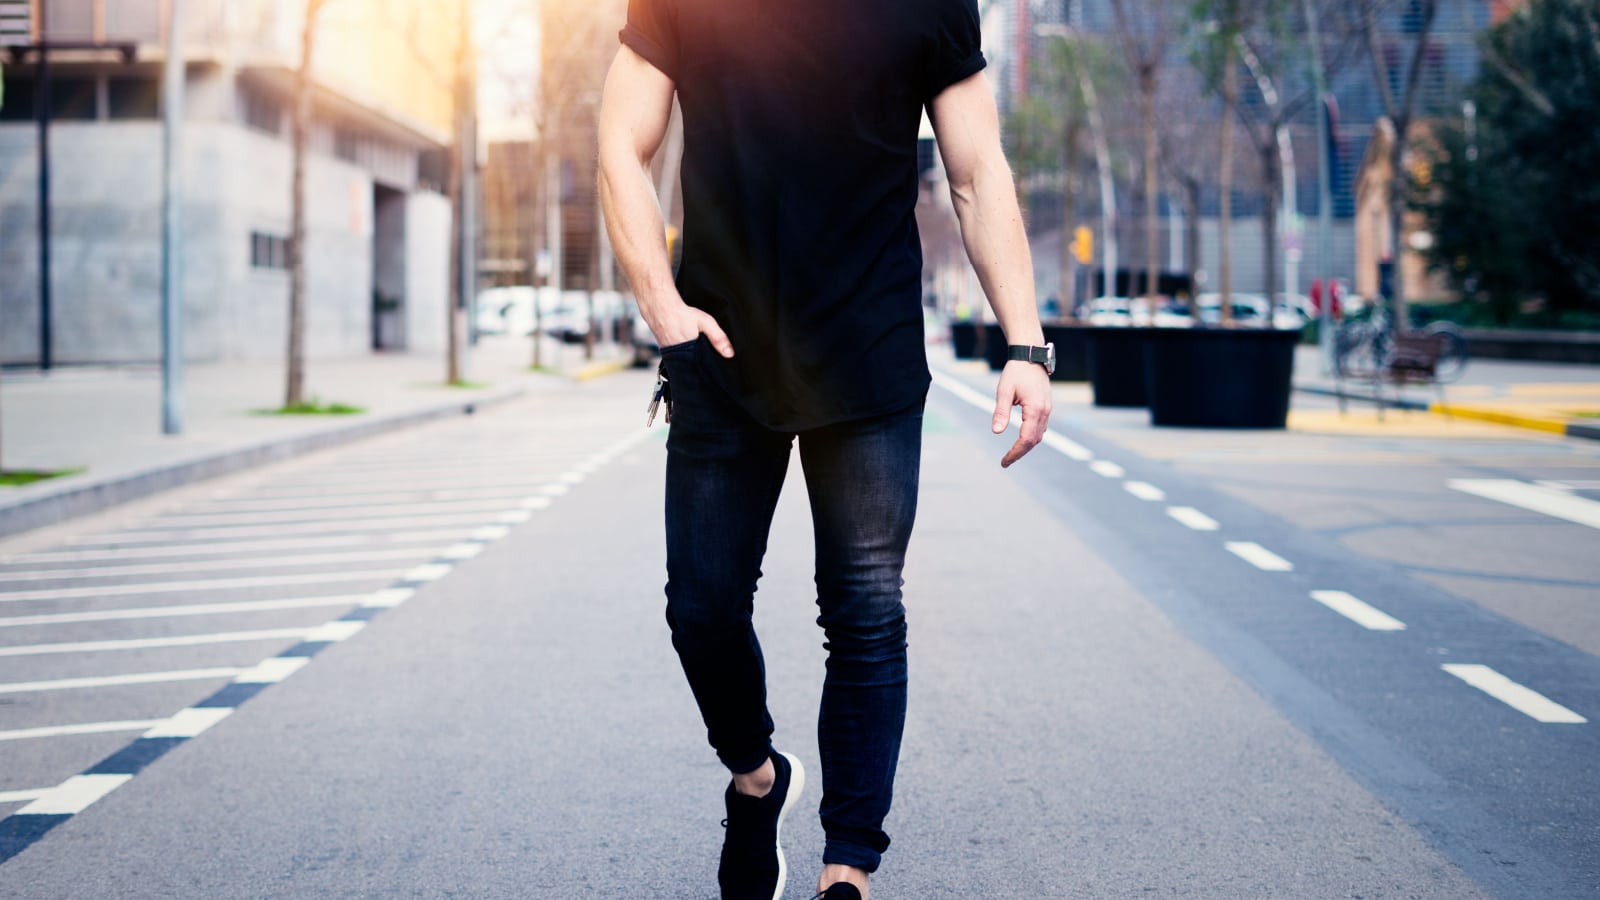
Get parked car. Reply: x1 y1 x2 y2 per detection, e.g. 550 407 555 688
1087 296 1132 326
1194 292 1270 325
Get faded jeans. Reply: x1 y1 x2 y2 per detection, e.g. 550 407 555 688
660 338 921 873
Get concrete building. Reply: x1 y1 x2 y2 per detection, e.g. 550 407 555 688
0 0 457 365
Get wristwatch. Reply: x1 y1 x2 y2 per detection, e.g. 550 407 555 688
1007 342 1056 376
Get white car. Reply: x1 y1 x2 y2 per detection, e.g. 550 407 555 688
1086 296 1132 326
1194 292 1270 325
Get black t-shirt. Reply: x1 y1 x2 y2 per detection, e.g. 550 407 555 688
621 0 985 431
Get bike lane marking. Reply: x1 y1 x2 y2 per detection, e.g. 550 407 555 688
1309 591 1407 632
1449 479 1600 531
1442 664 1587 724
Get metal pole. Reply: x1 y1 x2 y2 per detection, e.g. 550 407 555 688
34 2 51 371
161 0 185 434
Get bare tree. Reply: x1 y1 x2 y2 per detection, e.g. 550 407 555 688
1363 0 1440 330
286 0 334 408
1109 0 1181 311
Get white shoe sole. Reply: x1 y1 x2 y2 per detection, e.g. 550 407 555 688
772 751 805 900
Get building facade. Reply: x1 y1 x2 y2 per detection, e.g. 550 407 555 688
0 0 457 365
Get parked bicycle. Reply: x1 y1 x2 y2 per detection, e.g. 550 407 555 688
1333 304 1470 383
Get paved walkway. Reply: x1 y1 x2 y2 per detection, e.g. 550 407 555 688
1292 345 1600 439
0 335 636 536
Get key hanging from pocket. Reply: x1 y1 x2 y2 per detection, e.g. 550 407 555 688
646 360 673 426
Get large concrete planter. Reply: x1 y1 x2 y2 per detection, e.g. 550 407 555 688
1041 323 1091 382
1145 327 1300 428
983 323 1009 371
950 321 980 360
1086 327 1151 407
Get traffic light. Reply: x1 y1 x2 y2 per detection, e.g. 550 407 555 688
1072 226 1093 265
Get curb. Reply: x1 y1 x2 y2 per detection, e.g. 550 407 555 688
571 358 635 382
1293 384 1600 442
0 387 526 541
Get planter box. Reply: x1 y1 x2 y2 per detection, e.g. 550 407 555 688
983 323 1009 371
1041 323 1091 382
1145 327 1300 428
950 321 980 360
1086 327 1150 407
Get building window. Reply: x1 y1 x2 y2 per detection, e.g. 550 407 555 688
250 232 289 271
0 77 35 121
334 126 360 163
48 76 98 120
108 76 160 119
241 86 282 136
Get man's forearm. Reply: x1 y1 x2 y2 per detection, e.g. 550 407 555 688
950 159 1045 347
598 154 678 319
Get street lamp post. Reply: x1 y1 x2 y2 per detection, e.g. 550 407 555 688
161 0 186 434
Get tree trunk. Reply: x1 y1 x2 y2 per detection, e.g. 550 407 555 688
1261 144 1280 329
1219 44 1237 324
445 0 471 386
286 0 320 408
1386 120 1408 329
1181 175 1200 294
1059 121 1082 318
1141 68 1160 309
528 143 545 369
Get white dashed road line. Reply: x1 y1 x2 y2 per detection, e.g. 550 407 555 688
1167 507 1220 532
0 789 47 804
1123 481 1166 502
1449 479 1600 530
0 569 401 603
0 721 165 743
1089 460 1125 479
1442 664 1587 724
0 628 314 657
0 668 245 696
0 594 368 629
234 657 310 684
1225 542 1295 572
17 774 133 815
1309 590 1407 632
1041 431 1094 461
144 708 235 739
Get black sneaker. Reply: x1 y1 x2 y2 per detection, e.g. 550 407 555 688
718 751 805 900
811 884 863 900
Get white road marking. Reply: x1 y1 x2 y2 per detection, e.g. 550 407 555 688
927 369 997 412
0 594 367 629
519 496 553 510
72 511 507 545
497 510 534 524
20 530 474 563
537 484 571 497
362 588 415 608
441 542 486 559
0 789 47 803
472 525 511 541
190 484 543 513
1442 664 1587 724
208 477 552 503
143 707 233 739
17 774 132 815
1089 460 1125 479
0 667 243 695
0 627 313 657
0 569 400 603
403 563 452 582
0 720 164 743
1123 481 1166 501
1167 507 1220 531
1449 479 1600 530
1040 432 1094 461
150 496 517 528
235 657 309 684
0 547 438 583
1309 591 1407 631
304 620 365 643
559 472 586 485
1225 542 1295 572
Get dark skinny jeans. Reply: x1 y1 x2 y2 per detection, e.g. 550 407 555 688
660 339 921 873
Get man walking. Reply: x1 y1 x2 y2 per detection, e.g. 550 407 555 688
598 1 1052 896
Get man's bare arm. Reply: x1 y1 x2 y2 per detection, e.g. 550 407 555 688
930 72 1052 467
597 46 733 356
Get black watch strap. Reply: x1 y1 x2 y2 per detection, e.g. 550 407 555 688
1007 345 1050 366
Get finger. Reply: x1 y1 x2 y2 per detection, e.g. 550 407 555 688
1002 399 1050 468
698 313 736 358
992 386 1012 435
1001 435 1029 468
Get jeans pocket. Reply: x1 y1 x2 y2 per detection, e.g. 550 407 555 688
660 338 699 355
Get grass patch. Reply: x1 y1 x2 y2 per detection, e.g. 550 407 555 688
528 364 561 375
445 379 489 390
256 399 366 416
0 467 85 487
1571 411 1600 419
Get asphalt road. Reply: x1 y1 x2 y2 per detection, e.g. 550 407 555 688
0 362 1595 897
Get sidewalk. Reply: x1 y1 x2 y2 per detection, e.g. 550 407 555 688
1292 344 1600 440
0 334 636 538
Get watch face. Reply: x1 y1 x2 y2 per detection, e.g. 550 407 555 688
1045 341 1056 375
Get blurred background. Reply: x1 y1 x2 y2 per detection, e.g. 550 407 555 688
0 0 1595 375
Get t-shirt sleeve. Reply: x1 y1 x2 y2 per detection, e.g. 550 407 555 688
619 0 679 80
921 0 987 101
